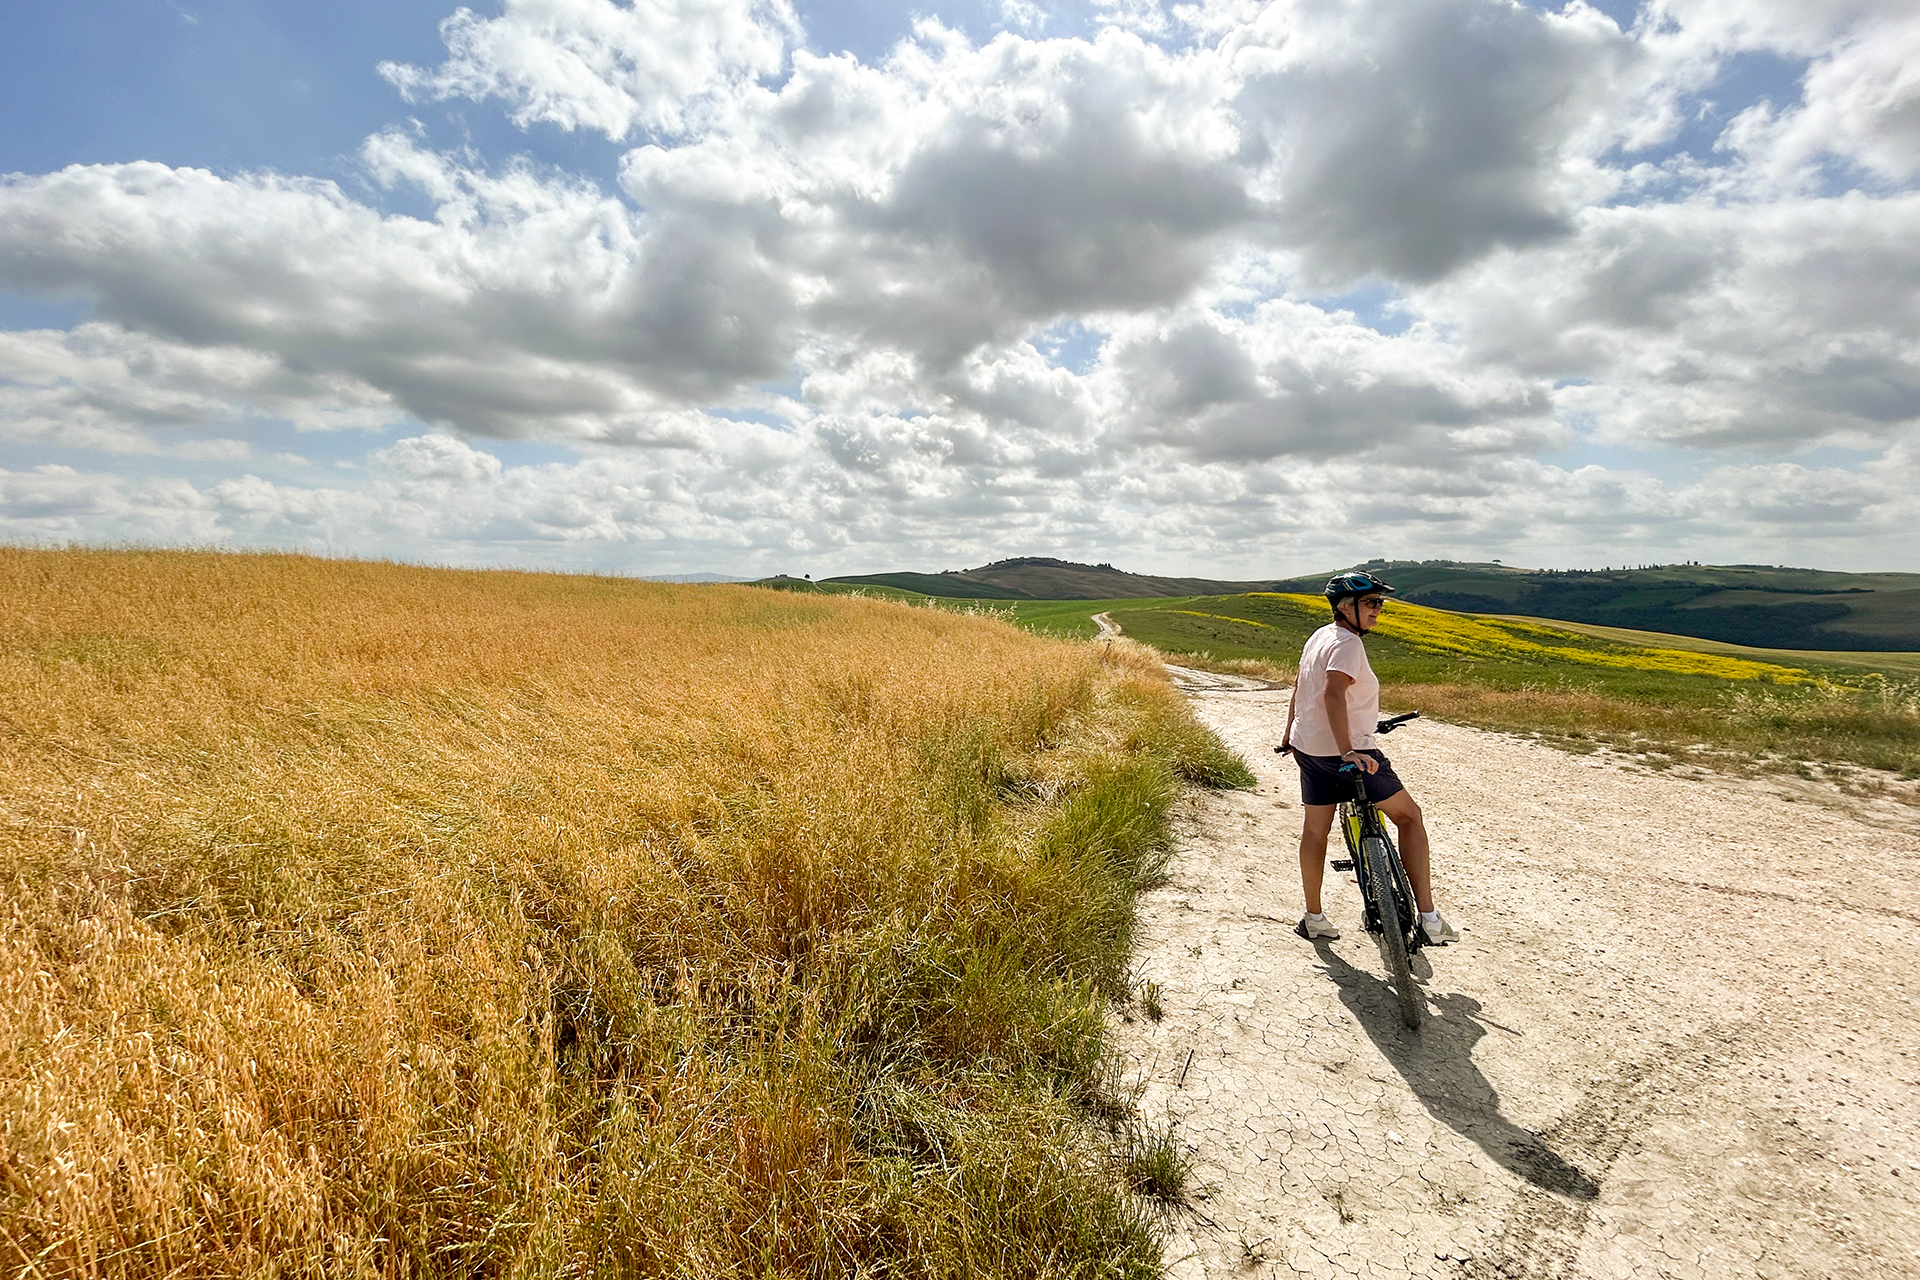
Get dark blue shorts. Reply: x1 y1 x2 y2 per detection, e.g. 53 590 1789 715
1295 749 1405 807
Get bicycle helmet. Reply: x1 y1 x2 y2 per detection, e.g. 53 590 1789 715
1323 570 1396 602
1324 570 1395 635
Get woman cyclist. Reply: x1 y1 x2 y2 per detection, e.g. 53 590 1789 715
1279 571 1458 944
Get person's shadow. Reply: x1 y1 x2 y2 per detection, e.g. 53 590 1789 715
1313 941 1599 1200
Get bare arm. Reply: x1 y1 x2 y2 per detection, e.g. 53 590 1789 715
1280 681 1298 750
1323 671 1378 773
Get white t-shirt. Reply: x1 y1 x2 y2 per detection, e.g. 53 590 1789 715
1288 622 1380 757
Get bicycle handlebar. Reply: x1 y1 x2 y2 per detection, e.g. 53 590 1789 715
1274 710 1421 755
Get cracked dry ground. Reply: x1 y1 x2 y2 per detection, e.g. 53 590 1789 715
1114 683 1920 1280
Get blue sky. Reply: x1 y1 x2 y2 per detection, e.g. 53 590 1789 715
2 0 1917 577
1 0 1044 178
2 2 450 177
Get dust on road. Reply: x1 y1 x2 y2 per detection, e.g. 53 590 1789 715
1115 682 1920 1280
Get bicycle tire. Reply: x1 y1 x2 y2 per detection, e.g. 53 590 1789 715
1362 835 1423 1029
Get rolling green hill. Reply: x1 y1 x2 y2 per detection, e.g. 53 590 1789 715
814 570 1036 599
823 557 1296 600
1105 592 1920 777
1268 559 1920 651
802 557 1920 651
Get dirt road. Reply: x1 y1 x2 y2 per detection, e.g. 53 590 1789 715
1115 681 1920 1279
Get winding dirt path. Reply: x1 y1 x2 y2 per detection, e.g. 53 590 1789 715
1115 680 1920 1280
1094 611 1278 693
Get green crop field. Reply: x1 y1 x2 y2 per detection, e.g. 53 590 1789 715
1004 599 1189 640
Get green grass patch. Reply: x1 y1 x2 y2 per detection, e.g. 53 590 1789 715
1120 1121 1194 1206
1001 599 1194 641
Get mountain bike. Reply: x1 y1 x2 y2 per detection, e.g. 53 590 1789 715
1279 711 1428 1029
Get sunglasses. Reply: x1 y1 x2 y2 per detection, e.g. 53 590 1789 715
1356 597 1387 610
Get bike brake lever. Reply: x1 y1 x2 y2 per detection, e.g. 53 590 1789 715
1374 710 1422 735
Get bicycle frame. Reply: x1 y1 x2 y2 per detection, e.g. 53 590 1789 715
1338 767 1425 954
1325 711 1424 952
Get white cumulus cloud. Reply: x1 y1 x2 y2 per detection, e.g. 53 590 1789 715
1 0 1917 573
380 0 800 139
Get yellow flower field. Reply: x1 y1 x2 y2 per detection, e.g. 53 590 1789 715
1249 594 1814 683
1115 591 1919 777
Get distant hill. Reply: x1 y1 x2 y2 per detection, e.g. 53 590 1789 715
814 570 1035 599
818 557 1920 651
825 557 1296 601
1305 559 1920 652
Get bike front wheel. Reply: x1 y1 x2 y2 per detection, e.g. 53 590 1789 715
1362 835 1423 1029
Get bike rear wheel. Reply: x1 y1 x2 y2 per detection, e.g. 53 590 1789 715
1362 835 1423 1029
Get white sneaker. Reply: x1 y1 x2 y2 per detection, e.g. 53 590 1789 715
1295 914 1341 940
1422 912 1459 944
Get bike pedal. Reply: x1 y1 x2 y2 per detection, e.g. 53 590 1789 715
1330 859 1354 872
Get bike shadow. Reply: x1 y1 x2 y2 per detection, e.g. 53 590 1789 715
1311 940 1599 1201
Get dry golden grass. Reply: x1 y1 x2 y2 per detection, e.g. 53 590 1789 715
1 548 1244 1278
1387 682 1679 740
1394 680 1920 789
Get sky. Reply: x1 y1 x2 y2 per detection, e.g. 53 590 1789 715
1 0 1917 580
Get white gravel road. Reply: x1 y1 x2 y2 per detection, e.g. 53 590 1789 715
1114 682 1920 1280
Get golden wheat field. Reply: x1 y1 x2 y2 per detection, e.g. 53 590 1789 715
1 548 1248 1279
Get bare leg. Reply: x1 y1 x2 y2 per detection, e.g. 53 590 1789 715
1375 789 1434 913
1298 804 1338 915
